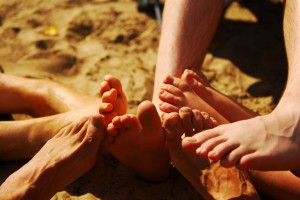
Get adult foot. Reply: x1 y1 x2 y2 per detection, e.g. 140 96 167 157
105 100 170 182
158 75 227 124
181 69 256 122
163 108 259 199
0 115 106 200
100 74 127 116
0 102 114 160
182 108 300 173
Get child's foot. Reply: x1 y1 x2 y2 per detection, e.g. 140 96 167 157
100 74 127 116
182 109 300 173
158 75 228 124
105 100 170 182
181 69 256 122
163 109 259 199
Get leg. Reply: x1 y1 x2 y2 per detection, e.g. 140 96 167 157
152 0 224 109
0 73 97 117
105 101 170 182
163 108 259 199
0 114 106 200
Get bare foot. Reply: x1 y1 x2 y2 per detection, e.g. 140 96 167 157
105 100 170 182
100 74 127 116
158 75 228 124
0 115 106 200
181 69 256 122
163 109 259 199
182 109 300 173
0 102 115 160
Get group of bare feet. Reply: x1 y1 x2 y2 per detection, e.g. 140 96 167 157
1 69 300 199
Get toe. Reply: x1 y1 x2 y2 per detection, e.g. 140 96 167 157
138 100 162 134
102 88 118 103
162 112 183 142
99 81 110 96
104 74 123 95
191 109 204 133
179 107 194 137
159 101 179 113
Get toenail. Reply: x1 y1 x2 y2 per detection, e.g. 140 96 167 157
196 148 204 154
185 137 197 143
87 136 93 142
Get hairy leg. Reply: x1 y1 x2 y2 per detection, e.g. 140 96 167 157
0 114 105 200
105 100 170 182
163 108 259 199
153 0 224 111
158 75 228 124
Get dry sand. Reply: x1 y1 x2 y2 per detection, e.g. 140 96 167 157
0 0 286 199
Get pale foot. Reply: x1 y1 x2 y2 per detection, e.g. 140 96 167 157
181 69 256 122
182 109 300 173
158 75 228 124
105 100 170 182
100 74 127 116
0 115 106 200
163 109 259 199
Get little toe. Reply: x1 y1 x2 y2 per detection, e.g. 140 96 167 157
239 152 265 170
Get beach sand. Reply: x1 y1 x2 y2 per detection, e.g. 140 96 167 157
0 0 286 199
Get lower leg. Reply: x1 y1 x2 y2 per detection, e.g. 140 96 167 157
0 73 97 117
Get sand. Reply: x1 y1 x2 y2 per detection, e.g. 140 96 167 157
0 0 286 199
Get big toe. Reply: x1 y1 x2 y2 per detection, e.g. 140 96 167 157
104 74 124 95
181 69 209 86
137 100 162 133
